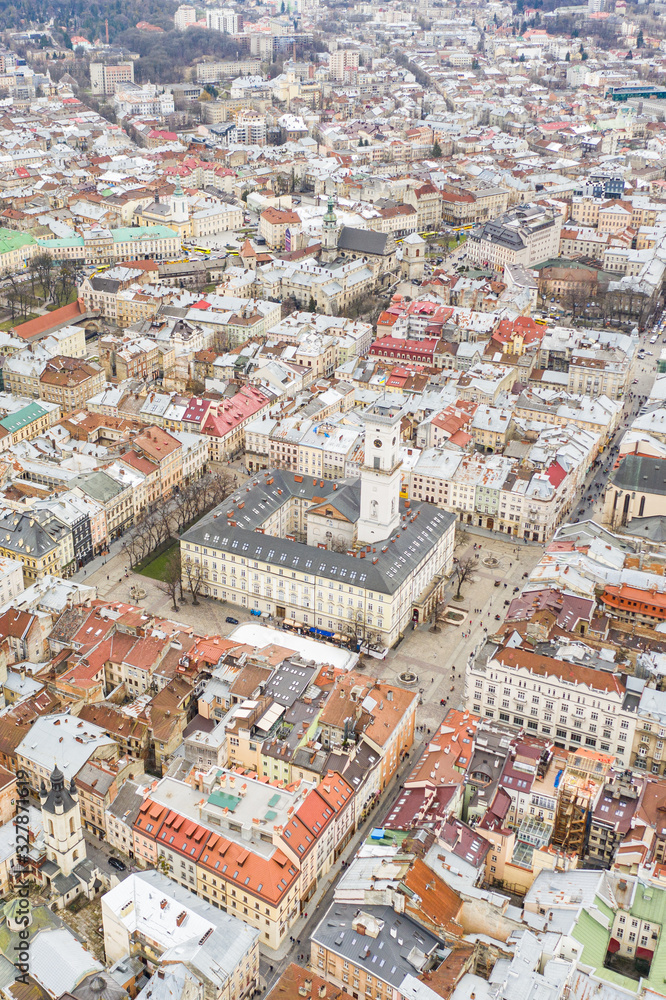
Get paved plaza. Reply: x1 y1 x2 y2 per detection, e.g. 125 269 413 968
82 526 541 732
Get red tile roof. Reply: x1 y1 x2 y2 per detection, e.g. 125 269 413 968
493 646 625 694
13 298 89 342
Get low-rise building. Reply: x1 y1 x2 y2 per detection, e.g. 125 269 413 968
310 904 441 1000
201 386 273 462
39 356 105 411
631 688 666 776
70 470 134 542
465 643 637 766
16 712 119 791
0 508 69 583
259 207 302 249
102 869 260 999
133 769 354 950
466 205 562 270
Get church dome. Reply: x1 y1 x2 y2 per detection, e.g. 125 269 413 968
40 765 76 813
4 897 32 932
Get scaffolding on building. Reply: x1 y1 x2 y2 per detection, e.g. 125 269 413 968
551 749 612 857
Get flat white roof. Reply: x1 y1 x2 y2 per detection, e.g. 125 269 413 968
228 622 358 670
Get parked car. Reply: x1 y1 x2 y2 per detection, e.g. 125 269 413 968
108 857 126 871
225 616 239 624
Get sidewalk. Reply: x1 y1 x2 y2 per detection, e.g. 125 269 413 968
71 535 128 585
458 523 544 547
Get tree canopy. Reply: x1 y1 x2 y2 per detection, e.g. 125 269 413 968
0 0 177 40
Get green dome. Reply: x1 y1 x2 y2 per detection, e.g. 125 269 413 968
323 195 337 223
4 897 32 929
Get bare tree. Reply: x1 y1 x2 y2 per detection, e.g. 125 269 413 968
183 556 204 605
563 284 592 322
33 251 54 302
56 262 76 306
173 483 199 533
154 497 175 545
453 554 478 601
5 287 19 321
5 272 31 319
158 550 182 612
281 295 298 319
204 469 236 508
125 470 237 571
27 257 39 297
456 526 470 548
122 530 142 569
429 595 448 633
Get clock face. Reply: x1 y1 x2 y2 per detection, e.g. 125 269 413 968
374 439 383 448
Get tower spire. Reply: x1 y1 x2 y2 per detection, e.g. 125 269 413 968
321 195 338 260
357 396 403 544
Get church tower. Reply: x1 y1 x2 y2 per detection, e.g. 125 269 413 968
40 765 86 877
171 177 189 225
357 399 402 544
321 195 338 261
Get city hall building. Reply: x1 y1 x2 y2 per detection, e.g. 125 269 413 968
180 401 455 648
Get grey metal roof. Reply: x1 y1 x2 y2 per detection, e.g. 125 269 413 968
610 454 666 496
622 515 666 541
72 970 128 1000
338 226 389 256
181 469 455 596
69 470 126 503
106 778 144 827
105 870 258 989
40 766 77 814
17 713 116 780
91 276 122 294
310 903 441 988
478 220 525 249
0 508 65 559
264 659 316 708
310 483 362 523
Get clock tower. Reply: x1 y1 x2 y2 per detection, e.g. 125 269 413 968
171 177 189 225
321 195 338 262
357 400 402 544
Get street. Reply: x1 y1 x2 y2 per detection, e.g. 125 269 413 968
82 829 133 884
574 333 659 523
